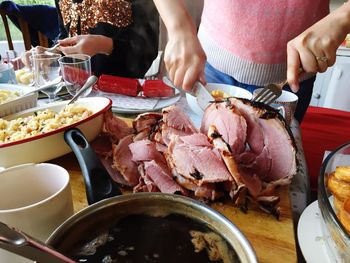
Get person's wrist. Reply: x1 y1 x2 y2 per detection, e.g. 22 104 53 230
167 13 196 35
97 35 113 55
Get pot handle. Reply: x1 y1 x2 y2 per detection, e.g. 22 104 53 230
64 128 122 205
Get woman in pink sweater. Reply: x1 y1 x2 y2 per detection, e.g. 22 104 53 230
153 0 331 122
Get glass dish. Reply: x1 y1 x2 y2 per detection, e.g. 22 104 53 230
318 142 350 262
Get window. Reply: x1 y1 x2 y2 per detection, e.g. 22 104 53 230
0 0 54 41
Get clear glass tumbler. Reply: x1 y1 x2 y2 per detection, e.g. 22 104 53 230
31 53 62 102
58 54 91 96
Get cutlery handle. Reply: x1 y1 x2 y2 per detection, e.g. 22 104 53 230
67 75 98 105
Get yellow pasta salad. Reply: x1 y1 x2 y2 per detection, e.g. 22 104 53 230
0 90 20 105
0 104 92 144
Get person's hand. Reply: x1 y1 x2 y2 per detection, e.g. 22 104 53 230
287 3 350 92
21 46 59 69
58 35 113 57
164 30 206 91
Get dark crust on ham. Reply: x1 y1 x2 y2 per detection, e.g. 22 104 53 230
208 125 247 209
132 112 163 142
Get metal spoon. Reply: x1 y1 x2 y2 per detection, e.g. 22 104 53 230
67 75 98 105
46 43 61 53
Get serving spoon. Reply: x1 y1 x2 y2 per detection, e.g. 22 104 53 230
67 75 98 105
0 222 76 263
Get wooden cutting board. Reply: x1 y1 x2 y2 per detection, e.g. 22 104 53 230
51 117 297 263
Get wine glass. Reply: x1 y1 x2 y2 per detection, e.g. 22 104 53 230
31 53 62 102
58 54 91 96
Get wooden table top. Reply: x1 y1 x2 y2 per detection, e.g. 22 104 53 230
51 152 297 263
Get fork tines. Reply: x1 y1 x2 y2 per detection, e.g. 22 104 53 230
252 84 282 105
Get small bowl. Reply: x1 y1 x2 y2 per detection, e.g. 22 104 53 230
318 142 350 261
186 83 252 116
0 84 38 117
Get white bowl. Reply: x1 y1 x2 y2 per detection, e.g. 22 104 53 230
0 97 112 168
0 84 38 117
186 83 253 116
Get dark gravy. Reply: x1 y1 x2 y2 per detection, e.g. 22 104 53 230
71 214 240 263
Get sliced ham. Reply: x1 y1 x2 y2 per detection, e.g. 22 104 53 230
203 98 297 183
201 102 247 154
99 156 130 186
169 165 223 201
162 105 197 133
103 110 134 142
129 139 187 195
231 98 265 154
142 160 187 195
134 165 160 193
167 133 232 186
112 135 139 186
160 105 198 145
129 139 164 164
132 112 162 133
207 125 247 207
258 117 296 182
91 133 113 157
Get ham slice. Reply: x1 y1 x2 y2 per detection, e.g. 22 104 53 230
208 125 247 208
202 98 297 183
133 112 162 134
167 133 232 188
201 102 247 155
160 105 198 145
91 133 113 157
129 139 187 195
112 135 139 186
103 110 134 142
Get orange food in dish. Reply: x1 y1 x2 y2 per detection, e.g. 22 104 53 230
339 196 350 233
328 171 350 202
328 166 350 234
210 90 230 101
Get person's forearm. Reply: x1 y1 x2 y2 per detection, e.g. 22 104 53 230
331 1 350 38
152 0 196 35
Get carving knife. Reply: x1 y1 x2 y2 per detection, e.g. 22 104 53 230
162 76 214 111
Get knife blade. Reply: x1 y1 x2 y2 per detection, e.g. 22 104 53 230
162 76 214 111
193 81 215 111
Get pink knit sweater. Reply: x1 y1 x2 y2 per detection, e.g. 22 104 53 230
198 0 330 85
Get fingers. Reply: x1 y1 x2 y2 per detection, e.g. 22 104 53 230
58 36 78 47
34 46 48 54
59 45 79 55
287 42 301 92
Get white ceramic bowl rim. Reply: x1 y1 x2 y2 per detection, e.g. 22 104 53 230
0 163 69 213
0 97 112 148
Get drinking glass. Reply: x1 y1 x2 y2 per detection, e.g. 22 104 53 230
58 54 91 96
31 53 62 102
